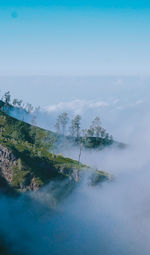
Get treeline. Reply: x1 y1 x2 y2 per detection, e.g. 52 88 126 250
0 91 41 126
55 112 113 142
1 91 40 114
0 91 113 144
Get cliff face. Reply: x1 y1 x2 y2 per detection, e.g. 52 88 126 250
0 144 36 192
0 143 81 192
0 142 111 193
0 144 17 183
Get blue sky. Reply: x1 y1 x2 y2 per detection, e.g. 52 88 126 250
0 0 150 75
1 0 150 9
0 1 150 142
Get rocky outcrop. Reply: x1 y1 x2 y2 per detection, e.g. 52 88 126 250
0 144 40 192
0 143 111 193
0 144 81 192
59 167 80 182
0 144 17 183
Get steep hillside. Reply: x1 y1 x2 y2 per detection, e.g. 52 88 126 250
0 107 111 193
0 99 123 150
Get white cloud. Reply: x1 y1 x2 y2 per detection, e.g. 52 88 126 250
44 99 109 115
88 101 109 108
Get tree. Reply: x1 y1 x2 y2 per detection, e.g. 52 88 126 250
87 127 94 137
101 128 106 138
55 118 61 134
91 116 101 137
4 91 11 105
17 100 23 108
12 98 18 107
12 99 23 109
2 91 11 114
70 115 81 138
78 142 82 164
26 103 34 114
104 132 109 140
55 112 69 135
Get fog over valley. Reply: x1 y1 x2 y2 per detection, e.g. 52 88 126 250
0 76 150 254
1 0 150 253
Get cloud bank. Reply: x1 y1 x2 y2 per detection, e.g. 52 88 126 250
1 90 150 254
45 99 109 114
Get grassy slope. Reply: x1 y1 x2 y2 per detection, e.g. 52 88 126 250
2 100 118 149
0 104 110 191
0 102 111 254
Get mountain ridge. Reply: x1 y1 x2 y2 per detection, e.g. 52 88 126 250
0 102 111 193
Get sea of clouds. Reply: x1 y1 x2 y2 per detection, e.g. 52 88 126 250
0 76 150 254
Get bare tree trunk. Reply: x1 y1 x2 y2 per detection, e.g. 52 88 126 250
78 142 82 164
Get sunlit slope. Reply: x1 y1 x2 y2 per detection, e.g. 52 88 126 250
0 106 110 192
0 99 123 149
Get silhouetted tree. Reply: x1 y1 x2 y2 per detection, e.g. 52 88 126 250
55 112 69 135
4 91 11 105
78 142 82 164
26 103 34 114
70 115 81 138
101 128 106 138
55 118 61 134
91 116 101 137
12 98 18 107
87 127 94 137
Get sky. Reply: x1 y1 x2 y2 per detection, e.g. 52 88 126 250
1 2 150 254
0 1 150 143
0 0 150 75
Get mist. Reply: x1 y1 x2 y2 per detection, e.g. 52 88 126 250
1 77 150 254
1 119 150 254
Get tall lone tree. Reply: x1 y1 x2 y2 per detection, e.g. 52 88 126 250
26 103 34 114
12 98 18 107
2 91 11 113
91 116 101 137
70 115 81 138
55 117 61 134
55 112 69 135
101 128 106 138
4 91 11 105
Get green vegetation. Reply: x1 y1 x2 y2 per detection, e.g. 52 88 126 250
0 102 110 192
55 112 113 146
0 91 114 149
0 92 114 193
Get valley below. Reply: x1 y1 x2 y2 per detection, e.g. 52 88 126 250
0 97 150 255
